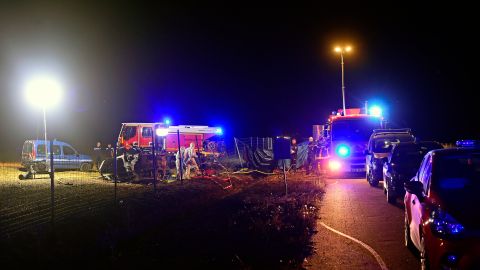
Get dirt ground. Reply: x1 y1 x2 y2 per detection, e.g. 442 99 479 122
0 164 324 269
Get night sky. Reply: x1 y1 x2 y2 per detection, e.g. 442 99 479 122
0 2 478 160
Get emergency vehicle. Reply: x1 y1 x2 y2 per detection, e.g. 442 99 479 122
117 123 224 156
323 108 385 175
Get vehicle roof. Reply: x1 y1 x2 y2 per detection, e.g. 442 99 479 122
371 133 415 140
25 140 71 146
431 147 480 158
331 114 381 121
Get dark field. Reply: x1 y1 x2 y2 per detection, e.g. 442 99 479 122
0 166 324 269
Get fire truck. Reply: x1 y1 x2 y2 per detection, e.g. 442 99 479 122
117 123 225 155
322 108 385 175
111 123 225 179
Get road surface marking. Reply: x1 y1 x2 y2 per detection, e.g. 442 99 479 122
319 221 389 270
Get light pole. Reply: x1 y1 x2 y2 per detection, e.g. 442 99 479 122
334 46 352 115
25 76 63 170
25 75 63 229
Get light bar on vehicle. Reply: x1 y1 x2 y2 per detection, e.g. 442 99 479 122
156 128 169 137
368 106 383 117
456 140 480 148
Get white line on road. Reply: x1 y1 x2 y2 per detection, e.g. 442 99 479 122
319 221 389 270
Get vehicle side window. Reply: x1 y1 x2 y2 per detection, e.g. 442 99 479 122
123 126 137 140
142 127 152 138
63 146 76 155
422 161 432 194
419 155 432 191
37 144 45 155
52 146 61 155
417 155 429 180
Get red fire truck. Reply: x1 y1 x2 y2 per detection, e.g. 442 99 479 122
323 108 385 175
117 123 224 155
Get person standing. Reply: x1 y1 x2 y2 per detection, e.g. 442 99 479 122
184 142 199 179
105 143 114 159
93 142 102 171
175 146 186 180
290 138 298 173
305 137 318 175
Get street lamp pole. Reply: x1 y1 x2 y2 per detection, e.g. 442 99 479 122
43 106 48 166
340 51 346 115
334 46 352 115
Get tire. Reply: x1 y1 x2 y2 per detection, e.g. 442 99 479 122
386 181 396 204
80 163 92 172
368 172 379 187
34 162 47 173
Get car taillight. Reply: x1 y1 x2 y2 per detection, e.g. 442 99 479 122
429 209 464 237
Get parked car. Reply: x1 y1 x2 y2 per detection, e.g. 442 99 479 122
365 129 415 186
383 142 443 204
404 143 480 269
20 139 93 176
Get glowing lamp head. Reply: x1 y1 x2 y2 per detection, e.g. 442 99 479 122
215 128 223 135
369 106 383 117
164 118 171 125
156 128 169 137
336 144 350 157
334 47 342 53
328 160 342 171
345 46 352 52
25 76 63 108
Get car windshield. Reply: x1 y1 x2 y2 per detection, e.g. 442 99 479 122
331 118 382 142
373 134 414 153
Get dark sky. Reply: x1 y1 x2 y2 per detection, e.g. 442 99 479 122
0 2 479 159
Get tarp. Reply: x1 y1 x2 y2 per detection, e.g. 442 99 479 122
235 138 309 172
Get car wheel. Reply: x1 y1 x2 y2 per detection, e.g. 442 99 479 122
387 182 396 204
80 163 92 172
34 162 47 172
368 172 379 187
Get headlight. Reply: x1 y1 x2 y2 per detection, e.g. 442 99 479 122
328 160 342 171
429 209 464 237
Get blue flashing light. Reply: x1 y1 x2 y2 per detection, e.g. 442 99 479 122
164 118 171 125
215 128 223 135
446 254 459 266
336 144 350 157
369 106 383 117
456 140 479 148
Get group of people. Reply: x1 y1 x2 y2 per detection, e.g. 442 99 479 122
175 142 200 180
96 140 202 181
289 136 328 175
93 141 115 171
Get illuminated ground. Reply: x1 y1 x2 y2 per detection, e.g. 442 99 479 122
0 164 324 269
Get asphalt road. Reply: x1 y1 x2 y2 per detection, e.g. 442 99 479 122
306 178 420 270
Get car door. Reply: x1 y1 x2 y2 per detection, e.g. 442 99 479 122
62 145 78 169
51 145 62 169
409 154 431 251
